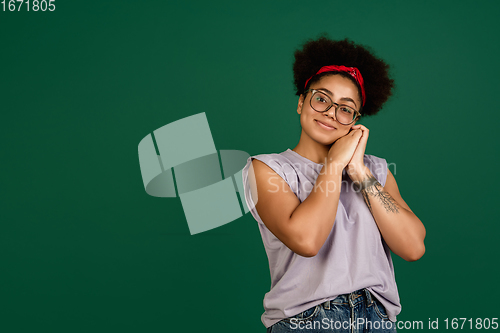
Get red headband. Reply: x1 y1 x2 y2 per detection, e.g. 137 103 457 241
304 65 366 106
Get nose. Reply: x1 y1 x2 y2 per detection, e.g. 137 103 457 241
323 106 337 121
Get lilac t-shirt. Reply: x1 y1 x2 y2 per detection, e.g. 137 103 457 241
241 148 401 328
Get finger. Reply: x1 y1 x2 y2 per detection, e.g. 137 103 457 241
359 126 369 140
356 126 369 151
350 124 367 135
351 124 366 130
352 129 363 141
350 128 362 137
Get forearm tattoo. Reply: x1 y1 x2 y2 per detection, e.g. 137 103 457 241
359 176 400 214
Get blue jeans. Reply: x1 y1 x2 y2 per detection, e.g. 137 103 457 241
267 288 397 333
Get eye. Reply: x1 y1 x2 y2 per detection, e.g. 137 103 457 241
339 106 354 114
314 94 329 104
314 96 326 103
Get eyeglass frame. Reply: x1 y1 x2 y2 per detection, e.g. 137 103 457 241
304 89 362 125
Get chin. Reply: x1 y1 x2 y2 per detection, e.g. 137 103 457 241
310 132 341 146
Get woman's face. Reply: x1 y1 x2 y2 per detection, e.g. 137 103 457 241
297 74 361 145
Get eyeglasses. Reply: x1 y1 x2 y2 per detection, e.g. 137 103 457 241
304 89 361 125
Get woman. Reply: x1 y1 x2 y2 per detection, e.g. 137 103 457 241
241 35 426 332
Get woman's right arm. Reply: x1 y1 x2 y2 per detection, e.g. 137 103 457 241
248 130 363 257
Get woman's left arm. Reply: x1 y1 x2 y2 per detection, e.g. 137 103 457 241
347 124 426 262
353 166 426 261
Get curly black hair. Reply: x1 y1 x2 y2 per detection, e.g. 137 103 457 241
293 34 394 117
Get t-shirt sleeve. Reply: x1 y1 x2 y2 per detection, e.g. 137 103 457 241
364 154 388 187
241 154 287 224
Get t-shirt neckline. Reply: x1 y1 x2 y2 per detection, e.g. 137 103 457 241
285 148 325 167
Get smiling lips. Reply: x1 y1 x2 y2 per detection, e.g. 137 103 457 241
315 119 336 130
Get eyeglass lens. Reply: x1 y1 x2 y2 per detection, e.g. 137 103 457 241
311 91 356 125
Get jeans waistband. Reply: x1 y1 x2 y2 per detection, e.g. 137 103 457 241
322 288 373 310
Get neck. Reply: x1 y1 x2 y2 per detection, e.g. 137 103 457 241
292 129 332 165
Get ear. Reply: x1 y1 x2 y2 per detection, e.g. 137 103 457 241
297 94 305 115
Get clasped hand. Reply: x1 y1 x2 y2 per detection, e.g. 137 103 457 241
327 124 370 183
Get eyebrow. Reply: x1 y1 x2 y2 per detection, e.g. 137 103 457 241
317 88 358 108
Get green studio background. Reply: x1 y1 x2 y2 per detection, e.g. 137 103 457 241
1 1 499 332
